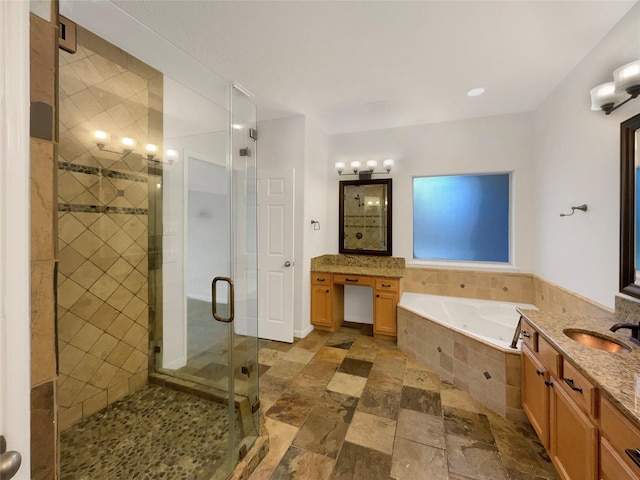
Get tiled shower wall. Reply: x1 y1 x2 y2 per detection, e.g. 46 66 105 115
56 26 162 431
30 9 58 479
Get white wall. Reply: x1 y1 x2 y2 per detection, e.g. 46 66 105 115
533 3 640 309
257 115 331 337
186 161 227 301
302 118 332 333
257 116 306 336
329 112 536 271
162 76 228 368
329 113 536 315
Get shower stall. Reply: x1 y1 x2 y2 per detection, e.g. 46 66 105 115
56 15 258 480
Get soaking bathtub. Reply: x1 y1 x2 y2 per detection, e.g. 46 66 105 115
397 292 538 420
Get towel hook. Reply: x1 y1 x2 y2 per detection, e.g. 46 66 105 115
560 204 588 217
311 220 321 230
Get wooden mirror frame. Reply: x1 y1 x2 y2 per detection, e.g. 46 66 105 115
620 112 640 298
339 178 392 256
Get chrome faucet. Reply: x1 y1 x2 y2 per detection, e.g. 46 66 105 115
609 322 640 343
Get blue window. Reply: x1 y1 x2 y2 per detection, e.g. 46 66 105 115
413 173 510 263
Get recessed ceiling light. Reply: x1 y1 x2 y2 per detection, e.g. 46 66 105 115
467 88 485 97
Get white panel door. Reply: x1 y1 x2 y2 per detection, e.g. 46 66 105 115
1 1 31 478
257 168 294 342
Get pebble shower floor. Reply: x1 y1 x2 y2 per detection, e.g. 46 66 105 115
60 384 235 479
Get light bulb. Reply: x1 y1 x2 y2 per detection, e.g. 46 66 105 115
350 161 361 174
366 160 378 171
383 159 394 173
93 130 109 141
614 60 640 94
121 137 136 148
590 82 626 111
335 162 345 175
145 144 158 153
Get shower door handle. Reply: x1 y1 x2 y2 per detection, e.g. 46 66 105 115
212 277 235 323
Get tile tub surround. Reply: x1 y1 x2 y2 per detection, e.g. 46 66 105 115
518 308 640 428
397 307 525 422
402 266 612 317
311 254 405 277
251 325 559 480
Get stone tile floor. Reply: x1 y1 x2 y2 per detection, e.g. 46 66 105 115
250 324 560 480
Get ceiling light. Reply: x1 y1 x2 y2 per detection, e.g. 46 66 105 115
467 88 485 97
591 60 640 114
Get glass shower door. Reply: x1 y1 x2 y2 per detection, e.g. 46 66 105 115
153 77 258 479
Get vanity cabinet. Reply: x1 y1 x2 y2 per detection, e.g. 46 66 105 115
310 273 342 331
549 373 598 480
374 278 400 337
600 397 640 480
521 344 550 448
521 327 599 480
310 272 401 337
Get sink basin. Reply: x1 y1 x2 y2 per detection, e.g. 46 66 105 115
563 329 632 353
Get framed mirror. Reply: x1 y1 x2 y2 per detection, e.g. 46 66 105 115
620 112 640 298
339 178 392 256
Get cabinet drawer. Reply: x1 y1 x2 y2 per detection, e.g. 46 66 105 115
560 360 598 418
375 278 399 292
601 397 640 475
538 335 561 378
333 274 374 287
311 273 332 285
520 318 538 352
601 437 640 480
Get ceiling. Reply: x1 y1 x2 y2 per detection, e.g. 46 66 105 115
112 1 637 135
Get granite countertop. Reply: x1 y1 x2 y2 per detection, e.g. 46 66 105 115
517 308 640 427
310 254 406 279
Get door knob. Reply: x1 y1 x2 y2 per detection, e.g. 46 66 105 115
284 261 292 267
0 436 22 479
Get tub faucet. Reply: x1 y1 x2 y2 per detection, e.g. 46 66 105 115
609 323 640 344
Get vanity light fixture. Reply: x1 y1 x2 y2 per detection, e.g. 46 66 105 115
335 158 395 180
590 60 640 115
92 130 171 164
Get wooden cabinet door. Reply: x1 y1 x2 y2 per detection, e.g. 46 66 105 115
600 437 640 480
550 377 598 480
521 344 550 448
374 291 397 336
311 285 332 328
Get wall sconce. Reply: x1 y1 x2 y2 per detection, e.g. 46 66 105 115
92 130 170 163
590 60 640 115
335 158 394 180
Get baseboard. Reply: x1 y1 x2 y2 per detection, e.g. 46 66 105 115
294 324 314 339
162 356 187 370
